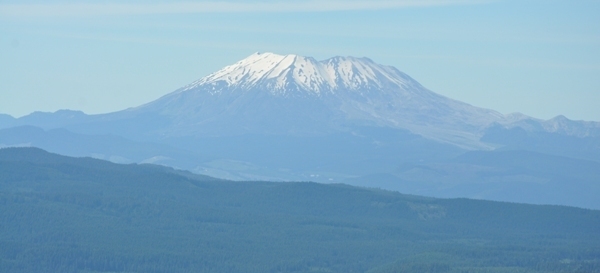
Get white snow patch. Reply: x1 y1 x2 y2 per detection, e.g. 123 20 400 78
180 52 413 95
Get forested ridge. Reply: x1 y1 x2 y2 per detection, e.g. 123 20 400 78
1 147 599 273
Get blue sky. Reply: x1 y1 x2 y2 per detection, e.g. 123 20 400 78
1 0 599 120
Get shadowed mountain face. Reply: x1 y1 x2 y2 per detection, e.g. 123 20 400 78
2 52 600 209
1 148 600 273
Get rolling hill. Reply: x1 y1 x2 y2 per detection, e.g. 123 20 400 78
1 147 599 273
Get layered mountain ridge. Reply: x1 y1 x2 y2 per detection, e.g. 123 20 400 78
3 147 600 272
4 52 598 146
2 52 600 208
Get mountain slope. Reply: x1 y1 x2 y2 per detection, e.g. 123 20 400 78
0 125 213 166
344 150 600 209
128 52 504 147
1 148 600 273
0 114 14 129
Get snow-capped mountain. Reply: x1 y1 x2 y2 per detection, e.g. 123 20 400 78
133 52 507 148
6 52 599 149
4 52 600 209
180 52 416 96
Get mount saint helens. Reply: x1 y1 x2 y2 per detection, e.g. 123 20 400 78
133 52 503 148
2 52 600 208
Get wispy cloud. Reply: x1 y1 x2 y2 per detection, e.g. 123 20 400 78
0 0 492 17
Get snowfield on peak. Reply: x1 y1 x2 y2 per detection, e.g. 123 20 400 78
180 52 415 96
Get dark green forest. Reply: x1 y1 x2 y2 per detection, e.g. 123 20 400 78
1 147 599 273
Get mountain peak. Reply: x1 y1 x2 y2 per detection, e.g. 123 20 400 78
179 52 417 96
134 52 508 147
